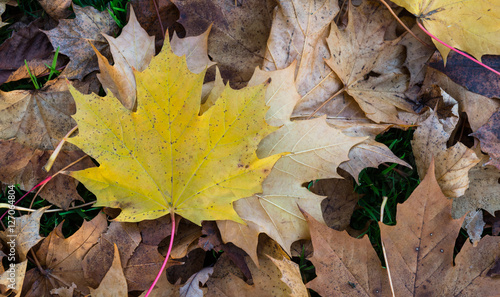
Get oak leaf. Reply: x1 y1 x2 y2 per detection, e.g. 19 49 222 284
67 38 282 224
380 160 500 296
391 0 500 62
44 4 118 80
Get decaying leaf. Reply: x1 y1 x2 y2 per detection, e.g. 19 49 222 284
38 0 72 20
412 110 479 197
68 38 282 224
0 0 8 28
422 68 500 132
0 208 47 296
463 210 486 247
220 117 366 261
44 4 119 80
452 150 500 219
472 109 500 170
22 213 107 296
93 6 155 109
89 244 128 297
172 0 274 87
206 236 307 296
304 210 390 296
391 0 500 62
380 160 500 296
179 267 213 297
324 0 413 124
83 221 141 288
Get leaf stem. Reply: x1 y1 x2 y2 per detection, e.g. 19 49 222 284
144 211 176 297
416 21 500 76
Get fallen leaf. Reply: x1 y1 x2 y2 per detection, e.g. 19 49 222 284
472 109 500 170
303 210 390 296
422 68 500 132
93 6 155 109
380 160 500 296
0 0 8 28
0 20 56 85
206 236 307 296
263 0 341 106
391 0 500 62
89 244 128 297
38 0 71 20
171 26 216 74
44 4 119 80
67 37 282 224
411 110 479 197
0 207 47 261
83 221 141 288
171 0 275 87
219 117 365 261
0 208 46 296
49 283 76 297
310 169 362 231
139 215 173 246
123 243 173 291
0 261 27 297
138 274 181 297
247 61 300 127
129 0 181 51
429 52 500 99
179 267 213 297
22 213 107 296
166 219 202 259
463 210 486 247
452 150 500 219
399 23 434 88
324 0 413 124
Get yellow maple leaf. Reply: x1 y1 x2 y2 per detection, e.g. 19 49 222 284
391 0 500 62
67 39 282 224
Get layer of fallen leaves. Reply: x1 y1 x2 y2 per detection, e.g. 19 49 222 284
0 0 499 296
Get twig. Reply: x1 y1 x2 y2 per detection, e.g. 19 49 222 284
0 201 96 213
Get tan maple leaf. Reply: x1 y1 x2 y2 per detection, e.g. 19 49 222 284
380 160 500 296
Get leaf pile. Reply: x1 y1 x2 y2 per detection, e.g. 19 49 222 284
0 0 499 296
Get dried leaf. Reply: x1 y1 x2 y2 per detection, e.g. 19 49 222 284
452 150 500 219
44 4 118 80
206 236 307 296
463 210 486 247
83 222 141 288
179 267 213 297
171 26 215 74
412 110 479 197
89 244 128 297
303 210 390 296
472 109 500 170
38 0 71 19
94 6 155 109
380 160 500 296
22 213 107 296
172 0 274 87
